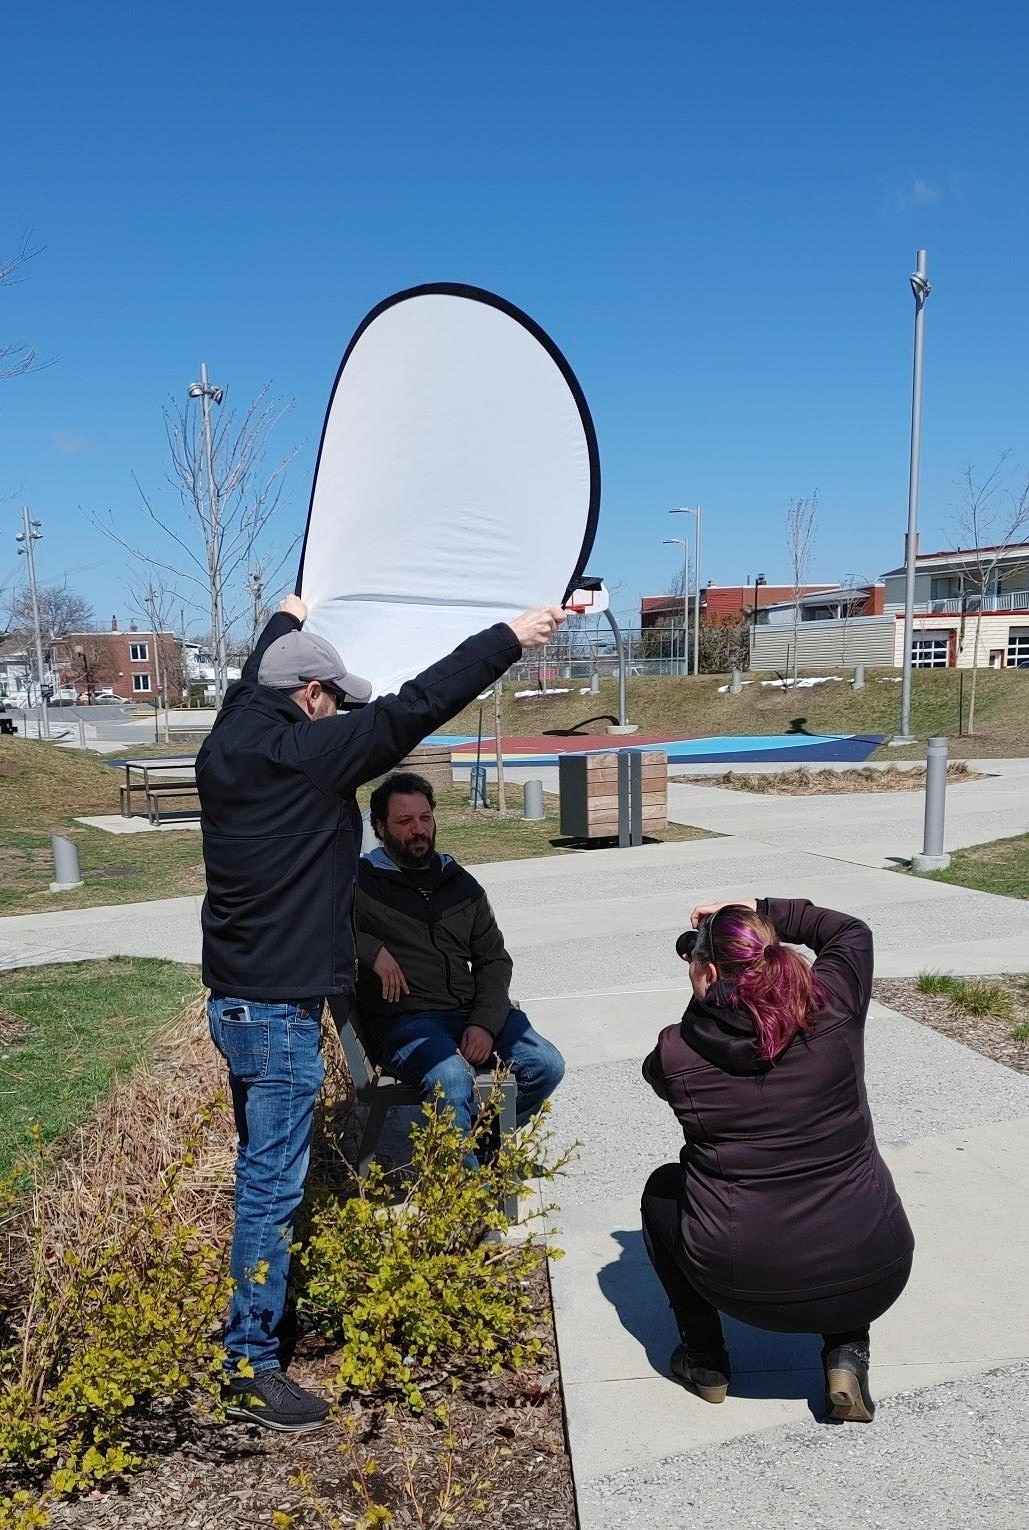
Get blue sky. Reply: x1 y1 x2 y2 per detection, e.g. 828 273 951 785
2 0 1028 633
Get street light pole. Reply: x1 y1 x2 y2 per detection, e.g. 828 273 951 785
751 573 767 668
663 537 690 676
15 507 49 739
898 250 932 742
187 362 226 706
670 506 702 676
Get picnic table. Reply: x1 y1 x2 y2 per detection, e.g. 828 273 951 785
120 755 199 825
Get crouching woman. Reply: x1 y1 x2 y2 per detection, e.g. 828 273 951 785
641 898 914 1423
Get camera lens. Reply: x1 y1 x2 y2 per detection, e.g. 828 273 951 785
675 929 699 962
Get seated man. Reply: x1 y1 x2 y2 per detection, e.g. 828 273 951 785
355 771 564 1157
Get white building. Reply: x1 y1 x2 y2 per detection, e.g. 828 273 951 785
751 545 1029 672
880 543 1029 668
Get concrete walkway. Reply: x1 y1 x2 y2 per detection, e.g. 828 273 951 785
2 766 1029 1526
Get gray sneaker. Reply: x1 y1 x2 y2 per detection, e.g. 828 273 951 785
225 1368 329 1433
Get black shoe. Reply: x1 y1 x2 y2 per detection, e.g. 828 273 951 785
224 1368 329 1433
670 1342 731 1404
822 1342 875 1423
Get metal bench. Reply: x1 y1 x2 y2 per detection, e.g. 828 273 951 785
120 781 149 816
327 997 520 1221
145 782 200 825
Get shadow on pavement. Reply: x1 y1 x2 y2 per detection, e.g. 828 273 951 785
597 1229 825 1414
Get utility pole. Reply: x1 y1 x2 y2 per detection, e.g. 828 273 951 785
247 570 264 652
897 250 932 742
145 586 168 744
15 507 49 739
187 362 227 706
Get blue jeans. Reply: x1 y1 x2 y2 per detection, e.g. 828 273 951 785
376 1008 565 1152
208 994 325 1376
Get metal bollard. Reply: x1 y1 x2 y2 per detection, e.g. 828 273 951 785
49 834 83 892
910 736 951 871
522 780 545 821
589 671 600 695
853 664 865 690
729 668 743 694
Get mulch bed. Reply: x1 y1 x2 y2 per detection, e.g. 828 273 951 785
873 976 1029 1076
43 1260 574 1530
673 765 983 795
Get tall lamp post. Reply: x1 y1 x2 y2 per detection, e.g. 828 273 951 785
187 363 226 706
15 507 49 739
670 506 702 676
897 250 932 742
663 537 691 675
751 573 767 668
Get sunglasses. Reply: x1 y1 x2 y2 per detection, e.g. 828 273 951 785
319 680 350 708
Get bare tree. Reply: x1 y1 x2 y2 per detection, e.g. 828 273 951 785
94 381 301 703
128 577 186 742
6 581 95 654
61 636 117 702
1 232 49 383
785 493 819 685
950 457 1029 735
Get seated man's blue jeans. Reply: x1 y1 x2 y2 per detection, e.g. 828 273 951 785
208 995 325 1376
374 1008 565 1157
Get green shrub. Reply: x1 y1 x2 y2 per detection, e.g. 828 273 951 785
948 979 1015 1019
915 970 959 996
1010 1021 1029 1042
296 1087 567 1411
0 1114 231 1513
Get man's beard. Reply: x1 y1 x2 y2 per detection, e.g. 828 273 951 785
382 825 437 870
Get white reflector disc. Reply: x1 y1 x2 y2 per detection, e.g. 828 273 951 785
297 284 599 697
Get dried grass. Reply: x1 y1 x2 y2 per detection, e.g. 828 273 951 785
1 995 234 1318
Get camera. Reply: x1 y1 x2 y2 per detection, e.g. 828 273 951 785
675 928 700 962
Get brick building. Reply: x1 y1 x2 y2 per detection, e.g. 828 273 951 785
53 619 183 702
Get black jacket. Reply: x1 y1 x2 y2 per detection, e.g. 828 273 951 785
197 612 521 1000
643 899 914 1304
355 849 513 1038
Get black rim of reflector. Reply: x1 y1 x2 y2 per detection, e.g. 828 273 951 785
295 282 601 607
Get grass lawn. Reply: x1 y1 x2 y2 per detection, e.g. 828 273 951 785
445 667 1029 758
0 739 712 914
0 957 201 1176
911 831 1029 900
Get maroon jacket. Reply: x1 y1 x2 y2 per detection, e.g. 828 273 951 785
643 899 914 1305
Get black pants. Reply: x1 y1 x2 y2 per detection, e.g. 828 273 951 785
641 1163 911 1355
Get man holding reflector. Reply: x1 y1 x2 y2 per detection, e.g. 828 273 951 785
204 279 600 1432
200 595 566 1432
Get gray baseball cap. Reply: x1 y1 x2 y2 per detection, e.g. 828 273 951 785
258 630 372 705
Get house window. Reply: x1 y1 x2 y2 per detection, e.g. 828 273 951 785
1007 629 1029 667
132 673 152 692
930 575 961 600
129 642 149 662
911 633 951 668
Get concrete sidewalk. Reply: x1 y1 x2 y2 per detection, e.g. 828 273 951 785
3 781 1029 1525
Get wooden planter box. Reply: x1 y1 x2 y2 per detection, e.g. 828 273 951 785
373 743 454 795
558 750 667 840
